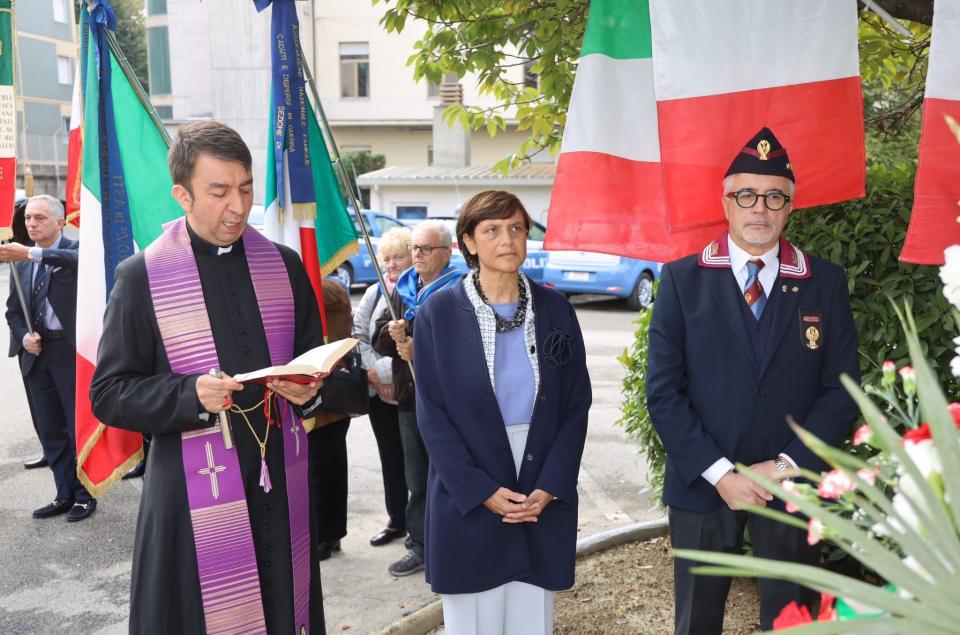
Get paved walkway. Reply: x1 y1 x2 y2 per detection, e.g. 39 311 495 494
0 271 657 634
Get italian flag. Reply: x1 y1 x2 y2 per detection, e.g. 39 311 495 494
261 97 358 309
901 0 960 265
76 6 182 496
65 56 83 227
0 0 15 238
546 0 865 262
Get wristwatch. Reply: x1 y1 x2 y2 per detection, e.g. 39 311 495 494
773 456 789 479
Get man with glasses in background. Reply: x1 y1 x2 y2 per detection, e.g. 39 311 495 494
374 220 460 576
646 128 860 633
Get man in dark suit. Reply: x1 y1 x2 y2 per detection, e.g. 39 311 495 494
6 197 46 470
647 128 860 634
2 195 96 522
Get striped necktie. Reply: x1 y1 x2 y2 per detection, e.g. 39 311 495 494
32 263 51 333
744 259 766 319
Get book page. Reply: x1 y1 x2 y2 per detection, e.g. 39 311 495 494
233 338 359 383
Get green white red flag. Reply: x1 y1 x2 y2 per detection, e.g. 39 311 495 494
900 0 960 265
546 0 865 262
76 1 181 496
0 0 16 239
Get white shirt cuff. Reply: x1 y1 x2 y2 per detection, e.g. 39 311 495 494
702 458 735 486
22 333 30 348
779 453 798 469
28 247 42 262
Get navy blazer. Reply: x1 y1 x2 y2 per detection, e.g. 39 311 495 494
647 239 860 513
413 280 591 594
5 236 79 375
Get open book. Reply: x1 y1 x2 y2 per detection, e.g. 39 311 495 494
233 338 360 385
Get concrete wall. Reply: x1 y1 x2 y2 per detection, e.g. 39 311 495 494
367 184 552 224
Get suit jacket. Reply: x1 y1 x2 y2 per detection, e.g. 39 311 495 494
647 234 860 513
414 281 591 594
5 236 79 374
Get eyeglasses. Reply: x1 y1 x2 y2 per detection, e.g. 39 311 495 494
726 190 792 211
410 244 450 255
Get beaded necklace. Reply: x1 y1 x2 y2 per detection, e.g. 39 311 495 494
473 274 528 333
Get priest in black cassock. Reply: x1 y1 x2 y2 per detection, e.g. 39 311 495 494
91 121 327 634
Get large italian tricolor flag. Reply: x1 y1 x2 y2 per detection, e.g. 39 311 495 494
76 4 181 496
901 0 960 265
546 0 865 262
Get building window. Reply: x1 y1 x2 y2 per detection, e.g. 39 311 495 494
426 145 433 166
339 42 369 98
147 27 172 95
395 205 428 220
147 0 168 16
52 0 68 23
61 116 71 141
56 56 72 85
155 105 173 120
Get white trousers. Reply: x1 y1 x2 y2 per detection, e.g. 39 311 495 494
441 424 556 635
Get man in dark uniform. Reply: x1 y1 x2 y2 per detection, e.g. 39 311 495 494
647 127 860 634
90 121 326 633
2 195 95 521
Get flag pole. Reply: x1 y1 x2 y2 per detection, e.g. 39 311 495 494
103 30 171 146
294 38 416 379
4 260 33 333
293 39 399 325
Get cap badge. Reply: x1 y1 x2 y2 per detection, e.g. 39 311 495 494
805 326 821 350
757 139 771 161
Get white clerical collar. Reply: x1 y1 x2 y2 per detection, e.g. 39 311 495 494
727 236 779 276
217 245 233 256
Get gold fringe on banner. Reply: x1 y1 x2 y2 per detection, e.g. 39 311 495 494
76 422 144 498
292 201 316 222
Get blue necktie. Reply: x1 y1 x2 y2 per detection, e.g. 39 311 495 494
744 259 766 319
32 263 50 333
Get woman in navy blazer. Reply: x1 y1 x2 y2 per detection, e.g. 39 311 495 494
413 191 591 634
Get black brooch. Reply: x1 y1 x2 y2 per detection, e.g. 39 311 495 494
543 328 573 368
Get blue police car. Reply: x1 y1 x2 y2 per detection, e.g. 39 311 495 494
334 211 411 289
543 251 661 310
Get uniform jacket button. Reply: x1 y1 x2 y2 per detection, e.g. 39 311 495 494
526 453 535 461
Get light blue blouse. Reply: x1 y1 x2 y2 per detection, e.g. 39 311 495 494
491 302 537 426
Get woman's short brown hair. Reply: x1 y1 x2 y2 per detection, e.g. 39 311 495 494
456 190 532 269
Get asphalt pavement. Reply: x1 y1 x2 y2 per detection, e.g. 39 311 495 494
0 268 659 634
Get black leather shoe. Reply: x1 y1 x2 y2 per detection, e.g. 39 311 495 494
32 499 74 519
67 499 97 522
23 456 48 470
370 527 406 547
317 540 341 561
122 461 146 480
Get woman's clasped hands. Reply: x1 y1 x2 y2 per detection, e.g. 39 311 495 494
483 487 556 523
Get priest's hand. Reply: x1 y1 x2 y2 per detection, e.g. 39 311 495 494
196 374 244 413
503 489 556 523
0 242 30 262
269 378 322 406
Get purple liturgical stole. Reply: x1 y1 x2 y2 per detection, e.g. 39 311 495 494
144 217 311 634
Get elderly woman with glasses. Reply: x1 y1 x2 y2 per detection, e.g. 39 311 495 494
352 227 413 548
412 191 592 633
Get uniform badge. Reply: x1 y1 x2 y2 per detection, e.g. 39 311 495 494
757 139 771 160
781 284 788 293
710 241 720 256
799 310 823 350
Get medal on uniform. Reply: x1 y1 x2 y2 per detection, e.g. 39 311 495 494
799 310 823 350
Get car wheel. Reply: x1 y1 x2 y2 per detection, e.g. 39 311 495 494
335 263 354 289
627 271 655 311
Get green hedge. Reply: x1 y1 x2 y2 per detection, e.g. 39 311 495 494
619 163 958 504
